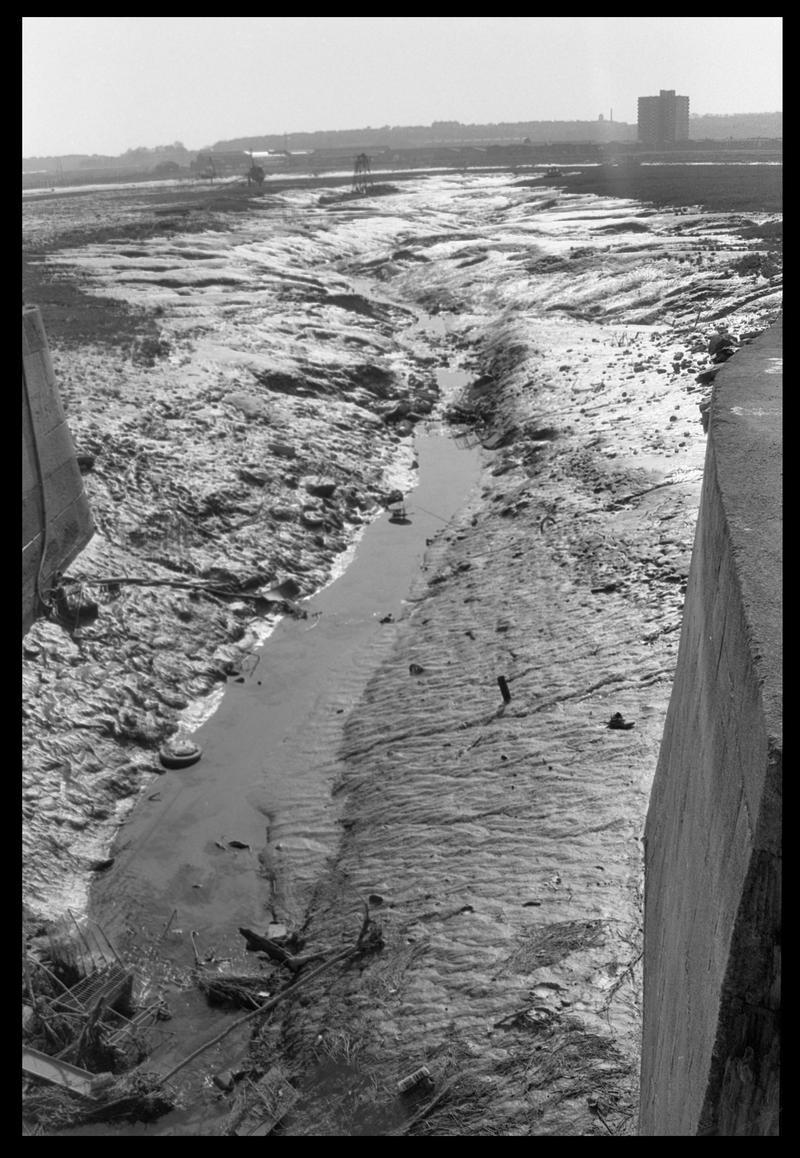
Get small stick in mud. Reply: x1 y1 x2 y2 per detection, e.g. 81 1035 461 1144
190 930 201 968
497 676 512 705
157 909 177 944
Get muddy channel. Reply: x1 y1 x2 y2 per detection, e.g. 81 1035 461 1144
23 170 781 1135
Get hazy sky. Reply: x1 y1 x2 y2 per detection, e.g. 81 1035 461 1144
22 17 782 157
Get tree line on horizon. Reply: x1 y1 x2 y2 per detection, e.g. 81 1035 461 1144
23 112 781 170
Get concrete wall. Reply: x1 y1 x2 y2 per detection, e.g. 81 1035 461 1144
22 305 94 635
639 321 781 1136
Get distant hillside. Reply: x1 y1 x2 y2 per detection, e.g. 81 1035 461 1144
208 112 781 153
23 113 781 173
207 120 637 153
689 112 781 139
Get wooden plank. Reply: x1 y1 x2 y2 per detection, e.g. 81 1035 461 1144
23 307 70 438
22 457 88 549
22 1045 103 1098
22 498 94 587
23 408 81 495
22 413 39 495
24 360 67 438
22 306 48 355
22 499 94 634
22 305 94 636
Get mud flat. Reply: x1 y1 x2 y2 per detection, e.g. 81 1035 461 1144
23 168 781 1135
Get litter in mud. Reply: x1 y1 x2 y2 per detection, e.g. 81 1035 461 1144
607 713 635 730
389 502 411 524
22 915 175 1130
397 1065 434 1094
158 739 203 769
155 906 384 1097
227 1064 300 1136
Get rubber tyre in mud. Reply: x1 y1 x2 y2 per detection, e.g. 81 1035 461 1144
159 741 203 770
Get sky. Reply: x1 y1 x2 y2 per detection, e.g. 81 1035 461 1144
22 17 783 158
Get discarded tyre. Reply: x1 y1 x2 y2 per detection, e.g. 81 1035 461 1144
159 740 203 769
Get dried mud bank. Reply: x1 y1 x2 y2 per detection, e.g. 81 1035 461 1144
22 185 438 917
22 172 781 1134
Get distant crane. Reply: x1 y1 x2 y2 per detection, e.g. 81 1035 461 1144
352 152 372 195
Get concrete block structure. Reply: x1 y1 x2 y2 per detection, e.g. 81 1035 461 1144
638 90 690 145
639 322 782 1135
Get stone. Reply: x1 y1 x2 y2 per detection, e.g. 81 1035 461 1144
305 479 337 499
226 392 268 421
270 506 296 522
238 468 270 486
268 577 302 600
708 331 736 356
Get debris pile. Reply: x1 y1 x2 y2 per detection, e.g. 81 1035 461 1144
22 915 174 1131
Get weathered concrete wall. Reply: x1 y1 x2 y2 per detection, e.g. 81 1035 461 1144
22 305 94 635
640 321 782 1135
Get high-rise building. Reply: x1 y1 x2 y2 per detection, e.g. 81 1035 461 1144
637 90 690 145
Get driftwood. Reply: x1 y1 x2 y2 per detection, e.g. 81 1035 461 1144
78 575 274 603
238 928 324 973
198 975 268 1011
156 906 378 1088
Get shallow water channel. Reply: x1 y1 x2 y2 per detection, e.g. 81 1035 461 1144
78 371 483 1132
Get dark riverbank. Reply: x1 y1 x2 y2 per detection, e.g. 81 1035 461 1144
520 162 782 213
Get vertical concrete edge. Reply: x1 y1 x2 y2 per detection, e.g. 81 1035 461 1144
639 320 782 1135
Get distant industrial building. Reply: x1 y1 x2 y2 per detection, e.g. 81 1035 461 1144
637 90 690 145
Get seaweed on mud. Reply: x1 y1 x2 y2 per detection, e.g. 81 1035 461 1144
272 1031 395 1137
198 972 274 1010
22 1084 97 1131
454 1015 638 1136
500 919 606 975
23 1071 175 1131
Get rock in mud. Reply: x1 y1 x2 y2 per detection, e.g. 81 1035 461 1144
305 479 337 499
